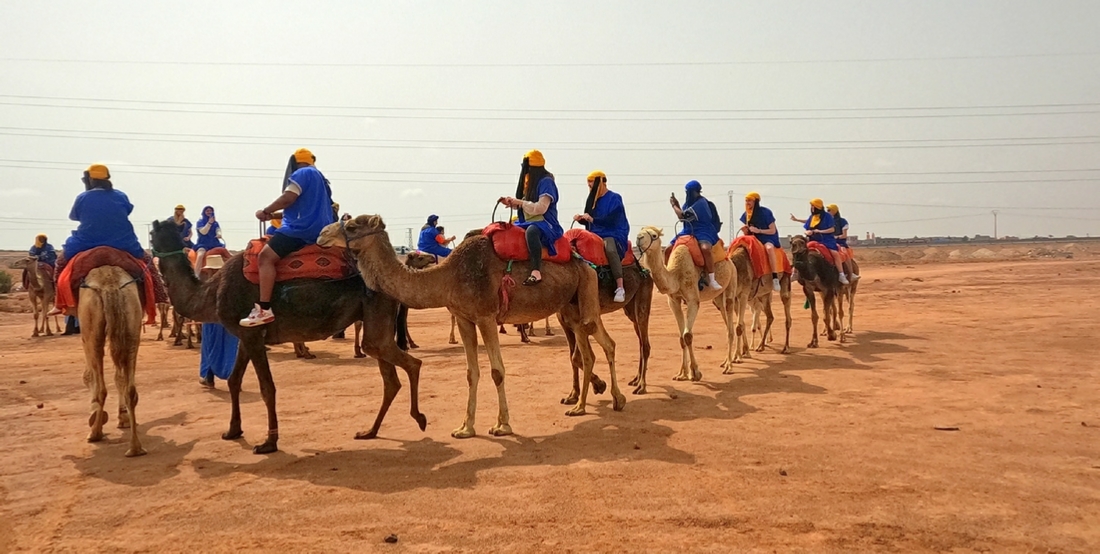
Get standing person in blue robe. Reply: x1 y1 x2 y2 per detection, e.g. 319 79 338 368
498 150 564 286
671 180 723 291
573 170 631 303
198 254 238 388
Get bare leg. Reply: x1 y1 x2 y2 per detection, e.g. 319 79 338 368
257 245 279 303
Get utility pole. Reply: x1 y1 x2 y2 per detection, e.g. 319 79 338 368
406 228 413 250
727 190 735 242
991 210 999 239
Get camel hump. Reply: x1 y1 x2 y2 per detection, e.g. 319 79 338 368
241 238 357 285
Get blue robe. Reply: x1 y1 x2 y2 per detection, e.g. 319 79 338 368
200 323 238 381
63 188 145 259
740 207 781 248
515 176 565 256
277 166 336 242
29 243 58 266
834 216 850 247
804 212 839 250
417 226 452 258
588 190 631 255
176 218 194 249
676 195 720 245
194 207 224 250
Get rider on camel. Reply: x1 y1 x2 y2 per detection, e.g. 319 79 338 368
740 192 782 292
498 150 564 286
573 170 631 303
790 199 852 285
417 214 456 259
671 180 723 291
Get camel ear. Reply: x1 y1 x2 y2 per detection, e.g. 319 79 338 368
367 215 386 231
344 219 359 232
657 228 664 238
152 220 160 232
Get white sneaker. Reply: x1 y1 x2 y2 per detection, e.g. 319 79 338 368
239 304 275 327
613 287 626 303
709 277 723 291
838 273 850 285
772 278 781 292
851 273 861 281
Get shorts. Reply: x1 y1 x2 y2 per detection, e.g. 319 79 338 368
267 233 311 259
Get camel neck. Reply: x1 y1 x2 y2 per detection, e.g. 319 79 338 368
353 231 452 310
156 252 219 322
641 244 680 295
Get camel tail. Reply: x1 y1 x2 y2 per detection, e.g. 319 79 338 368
395 304 410 351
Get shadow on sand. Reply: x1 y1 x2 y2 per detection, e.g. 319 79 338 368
64 412 198 487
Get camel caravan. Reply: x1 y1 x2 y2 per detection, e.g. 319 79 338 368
21 149 861 457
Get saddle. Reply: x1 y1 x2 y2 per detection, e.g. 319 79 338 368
728 236 793 278
482 222 572 264
563 229 636 267
21 262 55 290
670 236 728 268
54 247 157 324
188 247 232 266
807 241 834 261
241 238 357 285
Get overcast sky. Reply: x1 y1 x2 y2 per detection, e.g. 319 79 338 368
1 0 1098 250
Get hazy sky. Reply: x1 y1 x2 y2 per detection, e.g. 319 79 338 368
1 1 1098 250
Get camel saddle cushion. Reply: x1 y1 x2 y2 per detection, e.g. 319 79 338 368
241 238 356 285
54 247 157 324
671 236 728 268
807 241 835 261
563 229 636 267
483 222 572 264
21 263 55 290
187 247 232 266
728 236 793 278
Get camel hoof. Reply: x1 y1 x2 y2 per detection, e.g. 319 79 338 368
451 426 476 439
253 442 278 455
591 378 607 395
448 339 458 345
691 370 703 382
117 419 130 429
222 428 243 441
488 423 513 436
414 413 428 431
612 394 626 411
632 384 647 395
354 353 366 359
354 430 379 440
87 432 104 443
303 353 317 360
125 447 147 458
780 347 790 354
722 367 736 375
565 406 587 417
807 342 818 349
627 376 640 387
672 374 690 382
560 395 579 405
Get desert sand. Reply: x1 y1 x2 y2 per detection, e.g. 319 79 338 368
1 250 1099 552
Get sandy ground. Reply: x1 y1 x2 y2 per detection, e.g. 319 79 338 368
2 256 1099 553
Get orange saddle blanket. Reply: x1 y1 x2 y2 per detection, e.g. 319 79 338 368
671 236 728 268
241 238 357 285
54 247 157 324
483 222 572 264
729 236 793 277
563 229 636 267
187 247 232 266
807 241 835 261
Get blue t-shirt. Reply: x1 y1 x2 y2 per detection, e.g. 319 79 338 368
676 194 720 245
803 211 838 250
834 216 849 247
276 166 336 242
417 226 452 258
516 176 565 255
588 190 631 255
64 188 145 259
195 208 224 250
740 206 780 248
29 244 58 266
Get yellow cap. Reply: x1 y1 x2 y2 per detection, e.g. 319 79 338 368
294 148 315 165
827 203 839 214
810 198 824 209
745 192 760 202
587 170 606 182
525 150 545 167
85 164 110 180
175 204 186 210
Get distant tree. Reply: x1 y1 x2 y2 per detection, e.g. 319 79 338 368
0 271 12 294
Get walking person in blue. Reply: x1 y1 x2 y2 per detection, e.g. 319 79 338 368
193 205 224 277
670 180 723 291
198 254 238 388
417 215 456 259
498 150 564 286
573 170 631 303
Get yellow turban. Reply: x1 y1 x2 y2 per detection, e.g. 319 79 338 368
294 148 315 165
586 170 608 210
827 203 839 215
745 192 761 202
809 198 824 228
35 234 47 247
85 164 110 180
175 204 185 211
744 192 761 229
525 149 545 167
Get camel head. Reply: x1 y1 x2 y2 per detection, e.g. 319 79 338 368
150 219 186 253
10 256 36 269
635 226 665 254
404 251 437 269
318 214 387 250
789 234 809 256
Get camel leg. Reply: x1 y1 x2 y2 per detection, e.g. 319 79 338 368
474 319 512 436
684 298 705 381
518 323 531 343
110 317 144 457
450 318 481 438
846 289 856 335
156 304 167 341
82 307 109 443
222 345 251 441
357 360 401 440
667 296 694 381
732 292 748 365
448 314 458 345
544 317 554 336
560 322 581 405
626 297 652 395
589 320 624 411
30 294 41 338
250 349 280 454
43 298 54 336
781 280 793 354
835 289 847 344
358 310 426 437
806 286 819 348
354 321 366 358
564 321 599 417
824 291 838 342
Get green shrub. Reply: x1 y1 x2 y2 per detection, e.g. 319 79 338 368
0 271 12 294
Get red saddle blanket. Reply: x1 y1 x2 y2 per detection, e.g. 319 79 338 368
241 238 356 285
483 222 572 264
54 247 157 324
728 236 794 278
21 263 55 290
838 246 854 262
807 241 835 261
670 236 728 268
563 229 636 267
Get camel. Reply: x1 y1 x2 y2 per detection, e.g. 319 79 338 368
724 241 793 363
12 257 58 337
789 235 841 347
151 219 423 454
636 227 735 381
400 251 458 347
319 215 623 439
170 309 202 349
79 265 146 457
155 303 170 341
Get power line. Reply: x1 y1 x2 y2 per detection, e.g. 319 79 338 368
1 52 1097 67
3 93 1100 114
2 100 1098 121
